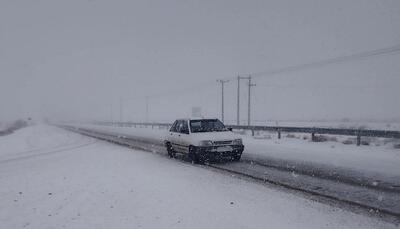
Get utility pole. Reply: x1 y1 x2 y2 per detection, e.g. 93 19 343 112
237 75 251 125
237 76 240 125
217 80 229 123
247 75 256 126
145 96 149 123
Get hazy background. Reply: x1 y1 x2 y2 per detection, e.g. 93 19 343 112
1 0 400 124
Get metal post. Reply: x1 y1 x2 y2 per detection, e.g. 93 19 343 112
357 130 361 146
222 81 224 122
248 77 251 126
237 76 240 125
237 75 254 126
217 80 229 123
247 75 256 126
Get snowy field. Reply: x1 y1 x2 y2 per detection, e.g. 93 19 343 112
137 118 400 131
0 124 397 229
223 120 400 131
244 134 400 177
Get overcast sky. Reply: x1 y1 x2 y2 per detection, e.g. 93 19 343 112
1 0 400 123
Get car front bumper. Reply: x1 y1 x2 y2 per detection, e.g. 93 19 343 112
195 145 244 158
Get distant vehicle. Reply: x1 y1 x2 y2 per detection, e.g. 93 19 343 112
164 118 244 163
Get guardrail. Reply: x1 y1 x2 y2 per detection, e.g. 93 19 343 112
92 121 400 146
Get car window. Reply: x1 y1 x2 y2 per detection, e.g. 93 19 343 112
190 119 227 133
176 120 182 133
170 121 178 132
180 120 189 134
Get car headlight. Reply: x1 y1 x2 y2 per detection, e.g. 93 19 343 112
233 139 243 145
199 140 213 146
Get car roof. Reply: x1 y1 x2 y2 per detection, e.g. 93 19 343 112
175 118 219 121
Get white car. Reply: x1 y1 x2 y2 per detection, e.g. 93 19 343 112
164 118 244 163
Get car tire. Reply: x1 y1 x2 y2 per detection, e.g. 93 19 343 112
232 154 241 161
188 145 200 164
166 142 175 158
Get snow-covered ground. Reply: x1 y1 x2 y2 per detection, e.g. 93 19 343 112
244 134 400 177
224 120 400 131
126 119 400 131
0 124 397 228
0 124 91 162
71 124 400 178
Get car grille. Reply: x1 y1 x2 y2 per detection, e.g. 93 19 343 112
213 140 233 145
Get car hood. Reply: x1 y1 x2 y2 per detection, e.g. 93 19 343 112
190 131 240 142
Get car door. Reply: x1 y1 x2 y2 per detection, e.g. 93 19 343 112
178 120 191 154
170 120 184 153
168 120 180 151
167 121 178 145
171 120 190 153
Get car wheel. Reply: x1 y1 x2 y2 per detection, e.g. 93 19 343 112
232 154 241 161
166 142 175 158
188 145 200 164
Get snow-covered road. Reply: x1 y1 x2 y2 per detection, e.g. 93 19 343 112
70 124 400 175
69 124 400 191
0 124 397 228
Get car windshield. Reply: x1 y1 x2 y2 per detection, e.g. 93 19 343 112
190 119 227 133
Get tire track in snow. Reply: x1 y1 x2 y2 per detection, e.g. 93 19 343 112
0 141 97 164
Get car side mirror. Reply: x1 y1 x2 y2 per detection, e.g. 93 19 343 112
227 127 233 131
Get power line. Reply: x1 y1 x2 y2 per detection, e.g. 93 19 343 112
216 43 400 82
116 43 400 122
256 83 396 89
123 44 400 105
249 43 400 79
